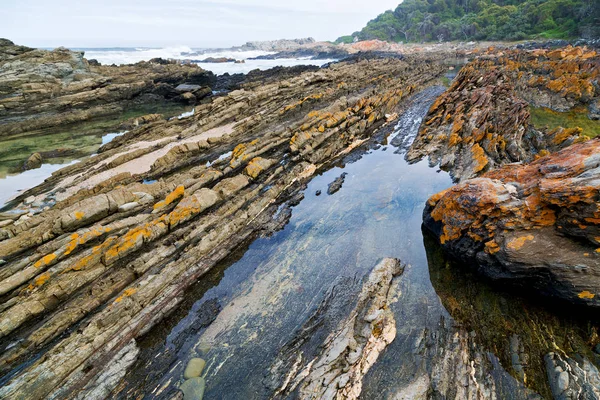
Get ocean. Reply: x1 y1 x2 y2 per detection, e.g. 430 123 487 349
78 46 335 75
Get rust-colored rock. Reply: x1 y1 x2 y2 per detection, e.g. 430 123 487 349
423 138 600 307
407 46 597 181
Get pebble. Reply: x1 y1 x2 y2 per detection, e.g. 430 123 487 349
315 190 321 196
184 357 206 379
180 376 205 400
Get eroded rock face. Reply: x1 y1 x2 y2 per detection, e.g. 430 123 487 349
407 46 598 181
423 138 600 307
0 55 445 399
0 39 215 138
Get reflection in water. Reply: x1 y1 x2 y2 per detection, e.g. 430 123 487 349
0 161 79 208
424 231 600 398
0 105 189 209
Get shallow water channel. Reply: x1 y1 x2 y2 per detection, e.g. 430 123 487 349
114 88 599 399
0 105 192 209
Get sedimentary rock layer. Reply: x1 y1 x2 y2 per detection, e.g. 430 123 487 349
423 138 600 307
270 258 404 400
407 46 598 181
0 39 215 138
0 55 444 399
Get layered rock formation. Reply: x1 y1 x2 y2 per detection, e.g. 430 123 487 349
0 39 215 138
270 258 404 400
407 46 599 181
423 138 600 307
0 55 445 399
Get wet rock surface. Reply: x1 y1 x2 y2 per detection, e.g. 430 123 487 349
326 172 347 195
270 258 404 399
0 54 445 399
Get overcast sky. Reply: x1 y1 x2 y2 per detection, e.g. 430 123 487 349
2 0 400 48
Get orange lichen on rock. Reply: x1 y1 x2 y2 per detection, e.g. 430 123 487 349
31 272 51 289
33 253 57 269
507 235 535 250
74 211 85 220
114 287 137 303
471 143 488 173
153 185 185 211
578 291 596 299
63 227 112 256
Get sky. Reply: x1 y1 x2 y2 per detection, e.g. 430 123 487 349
2 0 400 48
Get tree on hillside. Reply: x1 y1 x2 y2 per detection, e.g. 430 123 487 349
336 0 599 43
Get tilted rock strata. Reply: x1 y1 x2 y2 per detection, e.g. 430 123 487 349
270 258 404 400
407 46 598 181
0 39 215 137
0 56 445 399
423 138 600 307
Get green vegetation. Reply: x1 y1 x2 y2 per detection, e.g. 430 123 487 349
338 0 599 43
530 106 600 138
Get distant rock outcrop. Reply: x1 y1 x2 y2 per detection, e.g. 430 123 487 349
240 37 316 52
0 39 216 138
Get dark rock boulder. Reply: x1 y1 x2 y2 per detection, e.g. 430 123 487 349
423 138 600 307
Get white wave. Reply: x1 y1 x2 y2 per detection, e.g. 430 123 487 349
84 45 194 65
84 46 274 66
82 46 337 76
196 58 335 75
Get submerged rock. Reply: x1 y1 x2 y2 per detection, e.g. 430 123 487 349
326 172 347 195
23 153 43 170
183 358 206 379
270 258 404 399
180 377 206 400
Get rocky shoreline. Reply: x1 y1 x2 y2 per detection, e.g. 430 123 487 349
0 39 217 139
0 46 446 399
0 38 598 399
410 45 600 309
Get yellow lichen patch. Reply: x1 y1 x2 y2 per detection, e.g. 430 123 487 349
153 185 185 210
104 218 166 261
64 227 112 256
507 235 535 250
33 272 51 288
244 157 266 179
74 211 85 220
471 143 488 173
33 253 57 269
318 125 325 133
578 291 595 299
114 287 137 303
